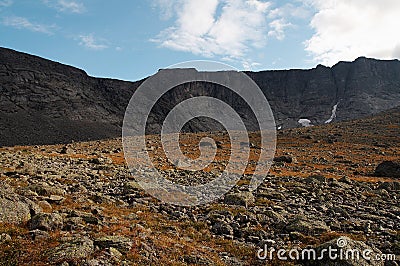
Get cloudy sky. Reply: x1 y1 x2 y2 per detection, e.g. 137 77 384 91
1 0 399 80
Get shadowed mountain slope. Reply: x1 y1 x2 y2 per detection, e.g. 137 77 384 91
1 47 399 146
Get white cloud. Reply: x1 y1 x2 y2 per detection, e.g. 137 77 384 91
268 18 292 41
152 0 273 68
0 0 13 7
43 0 85 14
152 0 179 20
268 3 311 20
266 2 311 41
78 34 108 50
2 16 56 34
305 0 400 65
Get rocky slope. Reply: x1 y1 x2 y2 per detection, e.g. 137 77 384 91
0 106 398 265
1 47 400 146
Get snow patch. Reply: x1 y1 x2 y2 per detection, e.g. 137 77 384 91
325 102 339 124
298 119 312 127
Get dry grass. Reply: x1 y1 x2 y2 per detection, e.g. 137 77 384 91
0 223 61 266
1 116 399 264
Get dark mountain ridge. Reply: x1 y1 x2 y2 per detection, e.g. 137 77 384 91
1 47 399 146
246 57 400 127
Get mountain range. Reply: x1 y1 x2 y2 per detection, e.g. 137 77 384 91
1 47 399 146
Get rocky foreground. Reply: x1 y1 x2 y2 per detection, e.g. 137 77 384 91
0 109 399 265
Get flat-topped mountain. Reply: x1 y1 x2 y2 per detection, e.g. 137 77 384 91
1 47 399 146
0 47 142 146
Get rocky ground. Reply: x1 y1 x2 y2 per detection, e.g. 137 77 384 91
0 108 399 265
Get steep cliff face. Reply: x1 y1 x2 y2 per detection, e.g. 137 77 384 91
333 57 400 120
247 57 400 128
1 47 399 146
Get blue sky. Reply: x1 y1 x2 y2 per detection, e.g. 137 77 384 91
1 0 399 81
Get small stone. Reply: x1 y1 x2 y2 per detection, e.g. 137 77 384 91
37 200 53 212
46 195 66 204
29 213 63 231
273 155 294 163
212 221 233 236
29 229 50 240
0 233 11 243
63 217 84 231
339 176 352 184
264 210 286 224
67 210 100 225
89 158 102 164
94 236 133 254
109 247 123 259
86 259 100 266
59 146 72 154
124 181 142 192
224 192 255 207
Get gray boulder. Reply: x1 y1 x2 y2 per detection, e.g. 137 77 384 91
94 235 133 254
212 221 234 236
29 213 63 231
286 215 330 235
224 192 255 207
47 237 94 263
0 185 41 224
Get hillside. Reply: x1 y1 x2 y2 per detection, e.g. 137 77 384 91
0 105 398 265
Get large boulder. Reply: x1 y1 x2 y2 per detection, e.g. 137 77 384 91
47 237 94 263
94 235 133 254
212 221 234 237
224 192 255 207
286 215 330 235
28 182 66 196
0 185 41 224
374 161 400 178
29 213 63 231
